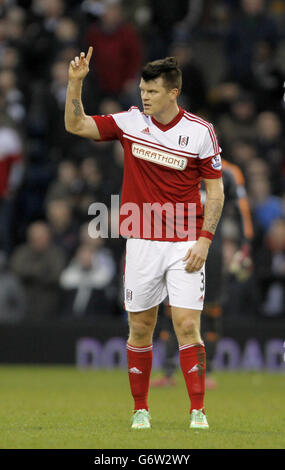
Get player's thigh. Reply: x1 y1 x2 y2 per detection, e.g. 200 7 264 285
124 239 167 312
166 262 206 311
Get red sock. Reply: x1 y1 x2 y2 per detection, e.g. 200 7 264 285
179 343 206 413
126 342 153 411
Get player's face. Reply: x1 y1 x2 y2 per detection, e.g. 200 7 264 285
139 77 177 116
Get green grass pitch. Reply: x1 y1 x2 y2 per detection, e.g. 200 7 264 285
0 366 284 449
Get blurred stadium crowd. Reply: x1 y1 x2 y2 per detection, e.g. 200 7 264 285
0 0 284 322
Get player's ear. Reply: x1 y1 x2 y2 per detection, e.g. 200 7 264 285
170 88 179 101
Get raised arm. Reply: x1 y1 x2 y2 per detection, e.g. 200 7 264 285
184 177 224 272
64 46 101 140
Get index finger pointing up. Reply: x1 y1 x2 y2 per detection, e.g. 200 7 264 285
86 46 93 64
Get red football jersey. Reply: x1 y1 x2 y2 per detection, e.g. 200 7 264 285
92 106 222 241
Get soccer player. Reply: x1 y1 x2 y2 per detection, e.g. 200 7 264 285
65 47 225 430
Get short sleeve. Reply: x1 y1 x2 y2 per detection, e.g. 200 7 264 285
198 154 223 179
91 114 123 141
199 124 221 160
197 123 222 179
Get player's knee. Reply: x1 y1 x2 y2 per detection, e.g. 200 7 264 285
177 316 199 339
129 317 155 342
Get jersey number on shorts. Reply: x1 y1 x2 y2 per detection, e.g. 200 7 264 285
200 272 205 292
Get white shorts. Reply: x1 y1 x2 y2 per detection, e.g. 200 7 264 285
124 239 205 312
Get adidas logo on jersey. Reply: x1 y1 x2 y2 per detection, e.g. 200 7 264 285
141 127 150 135
129 367 143 374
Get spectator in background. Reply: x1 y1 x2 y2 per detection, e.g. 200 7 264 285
60 238 116 317
169 40 206 113
217 93 258 153
49 60 69 113
23 0 66 80
79 220 120 281
0 250 26 323
249 39 285 113
207 81 242 117
225 0 278 87
98 96 122 116
54 16 79 50
78 156 112 210
71 0 106 35
44 58 71 152
255 218 285 316
110 139 124 194
245 156 269 183
0 44 29 99
146 0 191 59
94 97 124 177
222 219 257 317
46 198 79 260
0 69 25 123
229 138 258 171
10 221 66 320
0 123 24 253
51 17 80 123
247 166 283 235
45 159 80 207
84 0 143 107
3 5 26 51
255 111 284 194
268 0 285 34
13 81 55 230
1 46 22 75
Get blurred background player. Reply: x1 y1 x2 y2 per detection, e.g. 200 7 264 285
151 159 254 389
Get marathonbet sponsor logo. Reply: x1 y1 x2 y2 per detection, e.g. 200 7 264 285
131 143 187 171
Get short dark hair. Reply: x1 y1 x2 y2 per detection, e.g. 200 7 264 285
141 57 182 94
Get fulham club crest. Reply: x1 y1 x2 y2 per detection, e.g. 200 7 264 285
178 135 189 148
126 289 133 302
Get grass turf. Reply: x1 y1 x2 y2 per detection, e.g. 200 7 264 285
0 366 284 449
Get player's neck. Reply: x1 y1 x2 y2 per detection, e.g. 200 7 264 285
152 103 180 125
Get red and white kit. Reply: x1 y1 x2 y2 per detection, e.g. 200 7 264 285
92 106 222 311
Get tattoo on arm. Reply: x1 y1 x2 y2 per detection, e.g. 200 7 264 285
72 99 82 117
203 196 224 234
